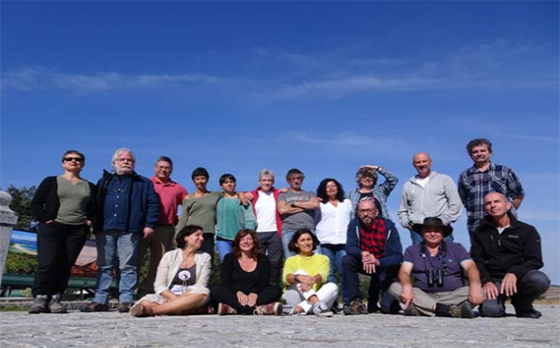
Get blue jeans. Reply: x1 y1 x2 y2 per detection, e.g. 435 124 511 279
342 254 400 313
216 238 233 262
409 229 454 245
281 228 321 258
93 231 140 304
320 244 348 305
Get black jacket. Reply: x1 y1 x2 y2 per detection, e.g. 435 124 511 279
31 176 96 223
471 213 544 284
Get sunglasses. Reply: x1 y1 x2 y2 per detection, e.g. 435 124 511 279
63 157 83 162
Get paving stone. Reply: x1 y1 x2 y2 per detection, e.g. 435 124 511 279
0 305 558 348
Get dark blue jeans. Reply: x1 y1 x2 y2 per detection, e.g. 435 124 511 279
480 270 550 317
342 254 400 313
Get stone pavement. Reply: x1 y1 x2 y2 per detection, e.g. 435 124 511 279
1 305 558 348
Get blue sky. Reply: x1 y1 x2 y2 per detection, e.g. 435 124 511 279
1 1 559 283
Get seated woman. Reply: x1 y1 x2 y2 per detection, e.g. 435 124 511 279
210 229 283 315
130 225 211 317
282 229 339 317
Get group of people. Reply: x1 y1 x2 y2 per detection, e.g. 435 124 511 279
27 138 549 320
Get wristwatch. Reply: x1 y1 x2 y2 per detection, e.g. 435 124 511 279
294 274 300 282
290 201 296 207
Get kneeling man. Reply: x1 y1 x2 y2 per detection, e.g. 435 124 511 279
389 217 483 318
472 192 550 319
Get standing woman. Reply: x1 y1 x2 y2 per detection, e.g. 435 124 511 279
215 174 256 261
29 150 95 314
210 229 283 315
249 169 284 285
176 167 222 263
282 230 338 317
346 165 398 219
130 225 211 317
315 178 353 308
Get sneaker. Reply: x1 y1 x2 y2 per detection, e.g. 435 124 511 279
217 302 237 315
117 302 132 313
130 302 151 317
253 302 283 315
312 302 333 317
49 294 68 314
343 299 368 315
281 305 295 316
515 307 542 319
81 302 109 312
29 295 49 314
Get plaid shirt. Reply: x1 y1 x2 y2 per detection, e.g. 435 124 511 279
458 162 525 236
360 218 387 259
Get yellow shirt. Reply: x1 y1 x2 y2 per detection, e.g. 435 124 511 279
282 254 330 291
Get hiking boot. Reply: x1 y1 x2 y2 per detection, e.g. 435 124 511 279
515 307 542 319
343 299 368 315
253 302 282 315
312 302 333 317
117 302 132 313
217 302 238 315
435 302 475 319
48 294 68 314
28 295 49 314
403 305 422 316
81 302 109 312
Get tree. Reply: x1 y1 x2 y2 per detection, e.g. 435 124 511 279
5 185 37 230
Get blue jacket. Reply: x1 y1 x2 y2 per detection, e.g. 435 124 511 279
345 217 403 268
94 170 159 233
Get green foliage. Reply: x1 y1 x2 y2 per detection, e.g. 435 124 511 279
4 253 38 275
5 185 37 230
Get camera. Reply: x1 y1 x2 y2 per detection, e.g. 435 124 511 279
426 269 444 287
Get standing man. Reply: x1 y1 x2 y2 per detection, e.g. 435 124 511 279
458 138 525 237
472 193 549 319
277 168 320 257
137 156 187 295
398 152 462 245
389 217 483 318
82 148 159 313
342 200 403 315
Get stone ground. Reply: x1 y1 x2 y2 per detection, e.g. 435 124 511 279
0 304 558 348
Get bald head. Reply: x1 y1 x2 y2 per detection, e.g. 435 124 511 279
412 152 432 178
484 192 512 220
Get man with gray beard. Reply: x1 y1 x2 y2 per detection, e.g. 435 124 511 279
82 148 159 313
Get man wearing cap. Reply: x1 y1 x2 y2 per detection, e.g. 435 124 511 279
277 168 321 257
389 217 484 318
398 152 462 245
346 164 398 219
342 200 403 315
472 192 549 319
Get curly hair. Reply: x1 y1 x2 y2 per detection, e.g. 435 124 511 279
356 168 378 187
316 178 345 202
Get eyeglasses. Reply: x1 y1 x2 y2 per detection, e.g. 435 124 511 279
117 158 134 162
357 209 376 214
63 157 83 162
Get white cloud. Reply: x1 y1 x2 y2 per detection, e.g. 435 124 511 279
2 66 225 94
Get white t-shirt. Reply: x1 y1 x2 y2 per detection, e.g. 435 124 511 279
414 175 430 188
315 199 353 245
255 190 277 232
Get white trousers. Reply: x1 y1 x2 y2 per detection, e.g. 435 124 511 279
284 269 339 314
